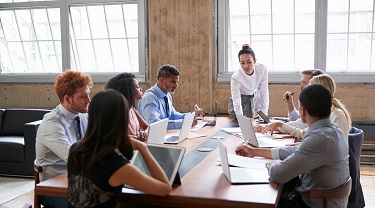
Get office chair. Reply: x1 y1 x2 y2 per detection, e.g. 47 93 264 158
34 160 43 208
348 127 365 208
306 177 352 208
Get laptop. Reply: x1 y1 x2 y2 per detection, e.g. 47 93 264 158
202 100 218 126
217 139 269 184
146 118 169 144
164 112 195 144
257 110 289 124
236 114 287 148
129 143 186 186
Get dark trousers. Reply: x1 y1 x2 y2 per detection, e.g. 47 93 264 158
278 177 310 208
40 195 67 208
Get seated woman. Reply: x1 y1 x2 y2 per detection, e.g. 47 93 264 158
67 89 171 208
105 73 149 141
257 74 351 142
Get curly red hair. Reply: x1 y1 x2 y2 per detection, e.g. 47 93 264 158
54 70 93 102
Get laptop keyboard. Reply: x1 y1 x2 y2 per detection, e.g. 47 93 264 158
165 135 179 143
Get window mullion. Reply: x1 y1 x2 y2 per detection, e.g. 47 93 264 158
103 5 115 71
85 6 99 71
46 9 61 70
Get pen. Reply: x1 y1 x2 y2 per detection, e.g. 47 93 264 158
235 139 251 154
286 92 295 101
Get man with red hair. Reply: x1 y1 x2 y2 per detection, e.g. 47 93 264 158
36 70 93 208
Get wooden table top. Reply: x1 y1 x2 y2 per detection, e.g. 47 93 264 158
36 117 284 208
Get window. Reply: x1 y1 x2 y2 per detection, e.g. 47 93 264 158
217 0 375 83
0 0 146 83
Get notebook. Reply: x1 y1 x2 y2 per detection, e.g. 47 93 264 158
146 118 169 144
202 100 218 126
130 143 186 186
217 139 269 184
164 113 195 144
236 114 287 148
257 110 289 124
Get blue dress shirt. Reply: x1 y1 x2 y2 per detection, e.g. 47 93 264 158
138 84 187 130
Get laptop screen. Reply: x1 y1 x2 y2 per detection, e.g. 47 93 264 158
131 143 186 185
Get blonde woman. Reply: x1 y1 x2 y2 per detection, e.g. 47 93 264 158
258 74 351 142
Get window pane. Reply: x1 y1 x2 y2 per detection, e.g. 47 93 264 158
327 0 349 33
349 0 373 32
87 6 108 39
69 3 139 73
326 34 347 72
273 35 294 71
250 0 271 34
229 0 250 36
347 33 371 71
273 0 294 34
226 0 314 73
0 8 61 73
295 34 314 70
295 0 315 33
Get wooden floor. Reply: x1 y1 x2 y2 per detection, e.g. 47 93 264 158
1 164 375 208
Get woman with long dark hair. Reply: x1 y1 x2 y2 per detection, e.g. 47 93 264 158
67 89 171 208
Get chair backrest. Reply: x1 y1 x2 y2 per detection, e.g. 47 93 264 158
348 127 366 207
306 177 352 208
34 160 43 208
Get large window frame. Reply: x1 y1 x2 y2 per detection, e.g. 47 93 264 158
0 0 147 83
216 0 375 83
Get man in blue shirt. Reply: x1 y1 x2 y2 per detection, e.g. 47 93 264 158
236 84 350 208
138 64 204 130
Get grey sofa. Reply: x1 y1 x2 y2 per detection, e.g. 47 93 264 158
0 108 50 177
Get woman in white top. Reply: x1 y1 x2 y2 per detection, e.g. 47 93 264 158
258 74 351 142
228 44 269 118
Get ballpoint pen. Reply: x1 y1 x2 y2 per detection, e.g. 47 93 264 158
286 92 295 101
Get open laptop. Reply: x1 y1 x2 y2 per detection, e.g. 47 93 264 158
217 139 269 184
164 112 195 144
257 110 289 124
129 143 186 186
202 100 218 126
146 118 169 144
236 114 287 148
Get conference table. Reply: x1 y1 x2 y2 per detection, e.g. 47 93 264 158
35 117 293 208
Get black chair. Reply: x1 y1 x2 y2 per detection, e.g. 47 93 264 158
347 127 365 208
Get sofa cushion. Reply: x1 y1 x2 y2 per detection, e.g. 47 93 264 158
1 109 49 136
0 109 4 133
0 136 25 163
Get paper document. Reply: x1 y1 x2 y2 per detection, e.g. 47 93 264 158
221 127 241 134
190 120 207 132
218 154 273 170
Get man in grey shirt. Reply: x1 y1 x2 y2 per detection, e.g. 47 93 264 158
236 84 350 208
36 70 93 208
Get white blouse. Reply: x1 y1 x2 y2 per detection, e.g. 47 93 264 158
230 63 269 116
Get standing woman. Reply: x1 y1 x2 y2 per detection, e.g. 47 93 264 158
68 90 171 208
105 73 149 141
228 44 269 118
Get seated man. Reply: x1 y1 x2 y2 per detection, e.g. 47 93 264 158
283 69 323 126
236 84 350 208
36 70 93 208
138 64 204 130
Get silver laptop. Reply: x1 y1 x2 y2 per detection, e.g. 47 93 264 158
202 100 218 126
164 113 195 144
236 114 286 148
217 139 269 184
147 118 169 144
